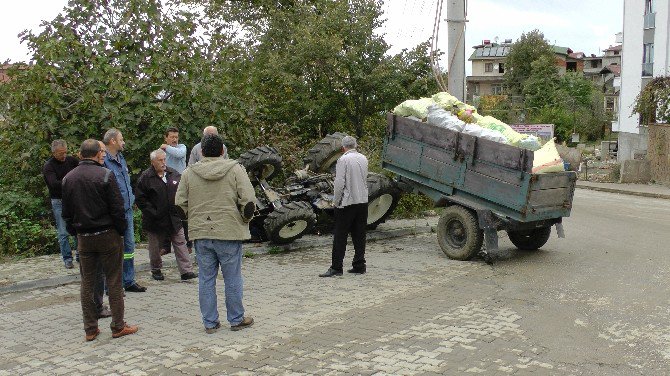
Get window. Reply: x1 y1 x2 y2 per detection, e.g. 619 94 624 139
605 97 616 112
590 60 599 68
566 62 577 72
643 43 654 64
498 63 505 74
645 0 654 14
491 85 503 95
643 43 654 76
485 63 493 72
474 83 480 95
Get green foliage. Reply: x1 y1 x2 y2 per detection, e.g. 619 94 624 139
504 30 555 97
522 56 560 110
392 193 434 219
243 251 255 259
0 0 439 256
633 76 670 124
0 191 57 256
133 209 144 243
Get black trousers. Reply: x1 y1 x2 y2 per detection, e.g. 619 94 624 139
331 203 368 272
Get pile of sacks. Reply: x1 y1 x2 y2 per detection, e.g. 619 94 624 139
393 92 564 174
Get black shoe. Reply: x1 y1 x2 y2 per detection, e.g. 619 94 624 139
151 270 164 281
64 260 74 269
124 283 147 293
181 272 198 281
319 268 343 277
347 268 366 274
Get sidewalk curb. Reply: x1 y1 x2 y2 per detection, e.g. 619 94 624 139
0 224 436 295
575 184 670 200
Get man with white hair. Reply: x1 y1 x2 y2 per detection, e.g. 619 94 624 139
188 126 219 165
135 149 196 281
319 135 369 277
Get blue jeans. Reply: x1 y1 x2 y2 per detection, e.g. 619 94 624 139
122 209 136 287
195 239 245 328
51 199 78 263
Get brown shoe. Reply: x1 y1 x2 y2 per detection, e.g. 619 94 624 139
231 317 254 331
85 328 100 342
112 323 139 338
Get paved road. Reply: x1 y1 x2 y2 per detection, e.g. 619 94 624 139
1 189 669 375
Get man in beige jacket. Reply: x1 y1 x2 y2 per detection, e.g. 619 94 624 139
175 134 256 334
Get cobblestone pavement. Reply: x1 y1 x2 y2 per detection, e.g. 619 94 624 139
1 234 669 374
0 217 437 292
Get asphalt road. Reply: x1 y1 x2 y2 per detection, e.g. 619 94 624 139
1 189 669 375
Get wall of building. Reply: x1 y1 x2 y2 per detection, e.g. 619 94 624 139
471 60 506 77
618 128 649 160
617 0 645 135
654 0 670 75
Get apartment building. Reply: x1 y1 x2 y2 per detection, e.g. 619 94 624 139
617 0 670 160
466 40 582 102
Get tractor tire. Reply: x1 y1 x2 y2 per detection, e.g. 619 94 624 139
303 132 349 173
366 173 401 230
436 205 483 260
238 146 282 182
507 227 552 251
263 201 317 244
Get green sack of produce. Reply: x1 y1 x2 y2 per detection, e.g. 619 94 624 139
393 98 436 119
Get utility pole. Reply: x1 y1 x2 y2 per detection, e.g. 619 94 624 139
446 0 466 101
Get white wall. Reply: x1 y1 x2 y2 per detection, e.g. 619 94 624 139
654 0 670 75
617 0 645 134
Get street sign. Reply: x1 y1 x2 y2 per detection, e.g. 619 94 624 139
509 124 554 140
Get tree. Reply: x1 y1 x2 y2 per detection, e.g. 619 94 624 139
522 55 560 110
504 30 555 97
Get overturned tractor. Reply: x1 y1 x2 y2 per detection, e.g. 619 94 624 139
238 133 402 244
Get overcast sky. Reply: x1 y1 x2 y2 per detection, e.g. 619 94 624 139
2 0 623 71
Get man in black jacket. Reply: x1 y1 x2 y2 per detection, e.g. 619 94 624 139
135 149 196 281
62 139 139 341
42 139 79 268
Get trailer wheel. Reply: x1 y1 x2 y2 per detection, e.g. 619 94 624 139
507 227 551 251
366 173 401 229
303 132 349 173
263 201 316 244
238 146 282 183
437 206 483 260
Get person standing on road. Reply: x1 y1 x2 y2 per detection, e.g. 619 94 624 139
175 134 256 334
188 126 219 165
61 139 139 341
319 136 369 277
161 127 187 174
103 128 146 293
135 149 197 282
42 139 80 269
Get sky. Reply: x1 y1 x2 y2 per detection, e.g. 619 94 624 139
2 0 624 72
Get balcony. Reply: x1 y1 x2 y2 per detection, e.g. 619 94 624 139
642 62 654 77
644 12 655 29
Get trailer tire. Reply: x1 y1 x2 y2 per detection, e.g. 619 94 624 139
366 173 401 230
507 227 551 251
238 146 282 183
263 201 316 244
437 205 483 260
303 132 349 173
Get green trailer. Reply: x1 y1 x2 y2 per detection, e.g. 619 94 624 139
382 113 577 260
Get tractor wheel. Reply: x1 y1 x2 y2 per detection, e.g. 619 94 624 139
507 227 552 251
238 146 282 183
436 205 483 260
303 132 349 173
263 201 317 244
366 173 401 230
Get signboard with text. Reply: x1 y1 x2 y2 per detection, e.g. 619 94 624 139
509 124 554 140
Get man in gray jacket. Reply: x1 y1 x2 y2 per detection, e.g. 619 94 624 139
176 134 256 333
320 136 369 277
